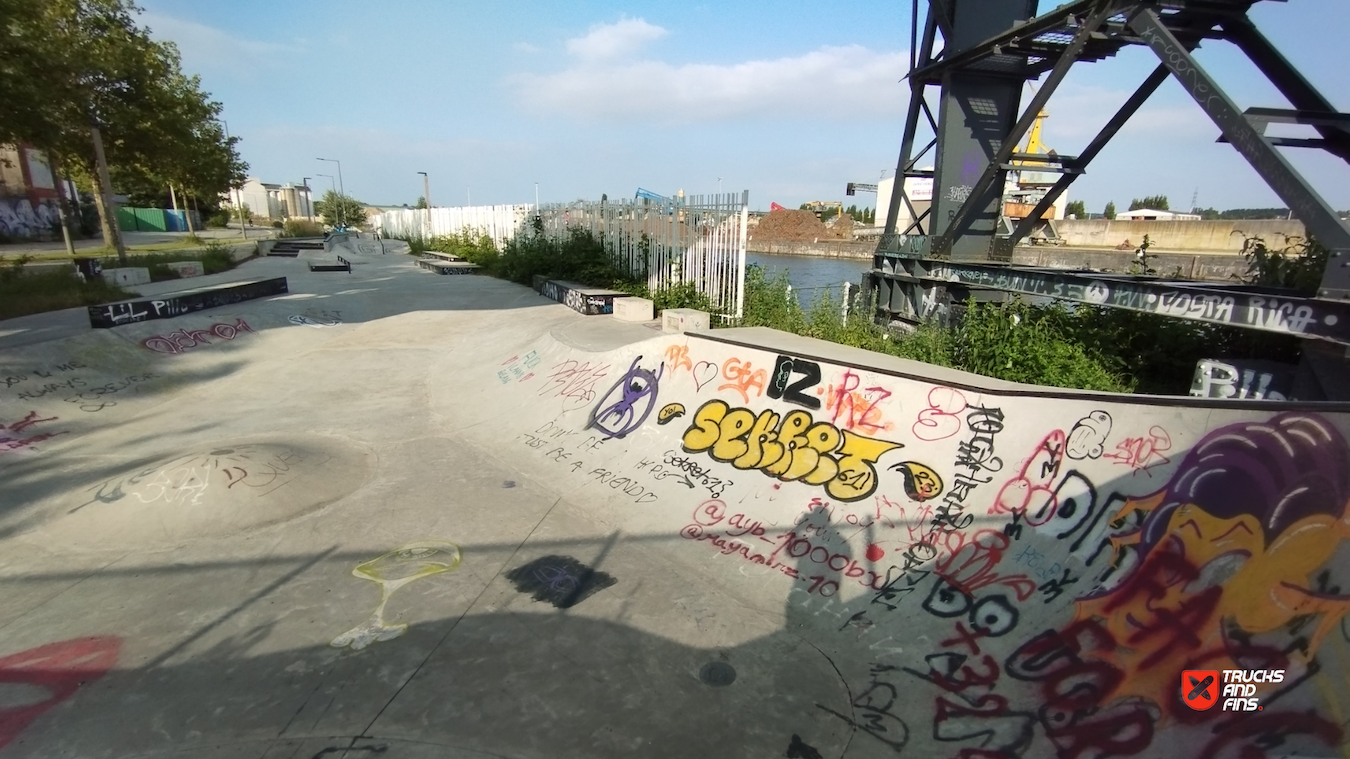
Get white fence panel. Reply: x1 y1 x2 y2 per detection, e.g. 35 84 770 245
371 204 533 249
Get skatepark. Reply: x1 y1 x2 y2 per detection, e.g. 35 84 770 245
2 237 1349 758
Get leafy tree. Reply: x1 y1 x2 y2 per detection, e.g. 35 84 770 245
1065 200 1086 218
415 196 428 209
229 203 252 224
0 0 244 257
1104 201 1116 220
1129 195 1170 211
315 191 366 227
1192 207 1221 220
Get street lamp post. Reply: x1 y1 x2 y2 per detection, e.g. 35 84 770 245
316 173 336 225
316 158 344 225
417 171 431 238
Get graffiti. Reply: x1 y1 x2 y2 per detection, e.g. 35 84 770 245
0 410 66 455
76 445 327 511
0 636 121 749
331 541 462 650
587 356 663 439
62 373 157 412
3 361 86 395
538 358 608 410
657 403 685 424
889 461 944 502
826 369 893 433
767 354 822 410
15 377 86 401
1190 358 1293 401
991 429 1064 524
664 345 719 391
818 664 910 753
504 555 616 609
497 350 541 384
0 196 58 239
635 451 731 499
140 318 255 355
718 357 767 403
947 184 974 203
674 399 904 502
1066 411 1112 460
288 310 343 328
586 467 660 504
1102 425 1172 475
913 386 967 441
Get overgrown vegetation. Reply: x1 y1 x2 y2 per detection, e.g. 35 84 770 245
281 219 325 238
98 239 239 282
0 256 133 320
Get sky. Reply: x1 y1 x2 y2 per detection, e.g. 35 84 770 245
136 0 1350 214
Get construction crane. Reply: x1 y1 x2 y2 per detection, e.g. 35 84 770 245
803 201 843 220
846 182 878 195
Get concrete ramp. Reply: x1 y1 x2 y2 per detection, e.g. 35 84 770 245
1 249 1348 759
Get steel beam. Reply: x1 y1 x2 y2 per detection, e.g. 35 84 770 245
870 258 1350 344
1129 8 1350 300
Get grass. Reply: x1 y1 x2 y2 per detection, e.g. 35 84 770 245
0 239 252 320
0 258 135 320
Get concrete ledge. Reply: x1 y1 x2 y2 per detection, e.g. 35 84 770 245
417 258 479 275
102 267 151 286
167 261 203 278
662 308 710 334
613 297 654 322
535 279 631 315
88 276 289 329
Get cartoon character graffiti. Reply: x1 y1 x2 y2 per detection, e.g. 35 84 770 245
588 356 663 439
1072 412 1350 732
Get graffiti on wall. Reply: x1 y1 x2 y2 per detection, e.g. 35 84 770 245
0 197 58 239
141 319 254 355
0 637 121 749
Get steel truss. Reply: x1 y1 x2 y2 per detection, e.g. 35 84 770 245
868 0 1350 350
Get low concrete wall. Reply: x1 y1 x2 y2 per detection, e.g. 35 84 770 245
747 239 873 259
1056 218 1304 252
1010 247 1249 281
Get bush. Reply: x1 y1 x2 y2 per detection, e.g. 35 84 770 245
206 210 231 228
271 220 283 229
281 219 325 238
98 240 240 282
0 257 134 320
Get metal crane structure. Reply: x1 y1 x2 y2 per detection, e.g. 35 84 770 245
865 0 1350 398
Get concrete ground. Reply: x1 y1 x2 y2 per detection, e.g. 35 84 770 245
1 238 1348 758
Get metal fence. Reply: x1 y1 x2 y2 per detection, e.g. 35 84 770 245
371 204 533 249
536 192 750 320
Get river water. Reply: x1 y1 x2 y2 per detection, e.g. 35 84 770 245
745 252 872 302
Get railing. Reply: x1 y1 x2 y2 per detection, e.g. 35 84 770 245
536 192 750 320
371 205 532 249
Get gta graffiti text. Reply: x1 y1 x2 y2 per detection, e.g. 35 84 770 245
718 357 768 402
672 399 904 501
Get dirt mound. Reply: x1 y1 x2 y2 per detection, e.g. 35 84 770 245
750 209 852 242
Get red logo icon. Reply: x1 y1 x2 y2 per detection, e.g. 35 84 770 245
1182 669 1219 710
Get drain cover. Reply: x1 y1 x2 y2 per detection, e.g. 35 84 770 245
699 661 737 687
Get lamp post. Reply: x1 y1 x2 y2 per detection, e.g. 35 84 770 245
223 120 246 239
316 173 335 225
316 158 344 225
301 177 312 220
417 171 431 238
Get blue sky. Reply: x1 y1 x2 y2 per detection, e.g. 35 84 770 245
137 0 1350 214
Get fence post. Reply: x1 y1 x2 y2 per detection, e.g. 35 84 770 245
786 283 792 304
842 281 852 325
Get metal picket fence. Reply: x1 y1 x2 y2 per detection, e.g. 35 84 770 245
371 204 532 250
536 191 750 320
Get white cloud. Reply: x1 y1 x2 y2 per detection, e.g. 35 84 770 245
565 17 668 61
511 44 909 123
141 12 297 81
513 41 541 54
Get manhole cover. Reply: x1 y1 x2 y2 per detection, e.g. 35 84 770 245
699 661 737 687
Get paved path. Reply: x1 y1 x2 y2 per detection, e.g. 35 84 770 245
0 239 1347 758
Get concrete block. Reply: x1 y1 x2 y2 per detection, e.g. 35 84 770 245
662 308 710 334
168 261 203 278
613 297 654 322
101 267 151 286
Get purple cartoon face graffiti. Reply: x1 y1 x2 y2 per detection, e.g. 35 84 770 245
588 356 663 439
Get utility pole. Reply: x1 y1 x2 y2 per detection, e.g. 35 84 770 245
417 171 431 238
317 158 345 225
90 120 127 264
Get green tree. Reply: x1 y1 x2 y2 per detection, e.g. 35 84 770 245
415 196 428 209
1065 200 1087 218
1104 201 1116 220
315 191 366 227
1129 195 1170 211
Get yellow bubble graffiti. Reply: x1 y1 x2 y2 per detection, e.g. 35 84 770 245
680 399 902 502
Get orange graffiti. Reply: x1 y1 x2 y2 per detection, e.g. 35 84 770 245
718 358 767 403
663 344 693 373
